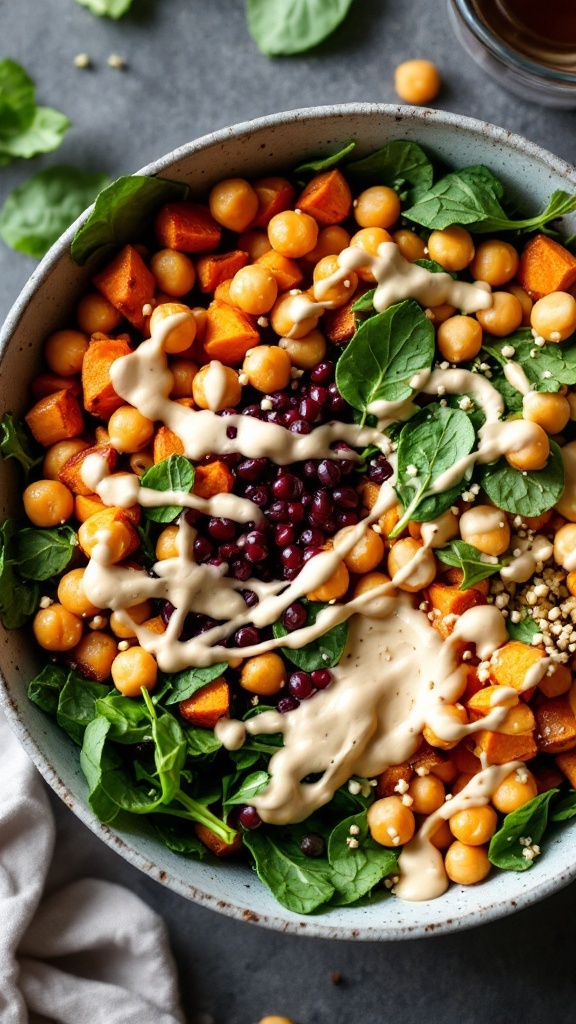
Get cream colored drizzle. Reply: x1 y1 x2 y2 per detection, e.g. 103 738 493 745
460 505 507 543
556 440 576 520
420 509 459 548
505 361 532 396
500 534 553 583
202 360 231 411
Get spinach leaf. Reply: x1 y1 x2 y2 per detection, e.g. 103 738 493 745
0 519 39 629
335 299 435 414
351 288 376 314
28 664 69 716
57 673 111 745
436 540 505 590
16 525 78 581
551 791 576 821
488 790 557 870
480 440 564 517
507 612 539 644
392 405 475 535
142 688 187 804
246 0 355 56
153 819 207 858
163 662 228 705
70 174 189 265
483 332 576 392
80 717 123 822
94 693 152 744
0 60 69 166
74 0 134 16
294 141 356 177
140 454 195 522
243 829 335 913
273 600 347 670
414 258 456 279
0 413 41 474
228 747 262 771
346 141 434 203
328 811 397 905
185 726 223 760
222 770 270 813
0 167 110 259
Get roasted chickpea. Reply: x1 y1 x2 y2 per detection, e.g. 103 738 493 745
392 228 427 263
169 358 198 399
459 505 511 557
78 514 136 564
334 525 385 574
437 315 483 363
58 568 102 618
23 479 74 527
242 345 292 393
423 705 468 752
268 210 319 259
229 265 278 315
425 303 457 328
491 769 538 814
74 632 118 681
476 291 523 337
312 254 358 308
112 646 158 696
77 292 121 335
43 437 89 480
150 302 197 353
449 806 498 845
240 652 287 696
45 330 89 377
303 225 351 265
394 59 441 105
33 604 83 651
387 537 436 592
531 290 576 342
108 405 155 453
523 391 570 435
354 186 401 230
258 1018 294 1024
156 524 181 560
350 227 392 282
430 759 458 784
270 292 320 339
367 795 416 847
506 283 533 326
469 240 519 286
444 841 491 885
307 561 350 602
553 522 576 570
278 328 327 370
192 362 242 410
427 226 475 272
110 601 154 638
352 572 394 616
505 422 550 472
191 306 208 346
237 229 273 262
150 249 196 297
410 508 459 547
429 819 454 850
407 774 446 814
209 178 258 233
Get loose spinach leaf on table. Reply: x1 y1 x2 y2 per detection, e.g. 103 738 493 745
0 413 41 474
0 167 110 259
0 519 39 629
243 829 335 914
480 440 564 518
335 299 435 415
56 673 111 746
436 540 505 590
16 525 78 581
28 664 69 716
162 662 228 705
70 174 189 265
488 790 557 870
74 0 134 17
246 0 355 56
346 140 434 203
0 59 69 166
506 612 539 644
328 812 397 905
273 600 347 670
140 454 195 523
294 141 356 177
551 791 576 821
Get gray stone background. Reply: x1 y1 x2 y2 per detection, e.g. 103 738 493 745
2 0 576 1021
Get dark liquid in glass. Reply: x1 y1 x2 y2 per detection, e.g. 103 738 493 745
474 0 576 69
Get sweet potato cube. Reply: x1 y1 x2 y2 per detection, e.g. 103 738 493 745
539 663 572 699
488 641 544 691
532 762 565 793
155 202 221 253
196 250 249 294
25 389 84 447
58 443 117 496
518 234 576 300
466 685 519 716
475 730 537 764
81 337 132 419
93 245 155 330
194 460 234 498
153 426 184 463
252 176 296 229
535 697 576 754
452 741 481 775
255 250 303 292
178 677 230 729
324 295 357 345
376 764 413 798
424 581 486 638
203 301 260 364
495 703 535 735
194 822 243 857
30 374 80 399
141 615 166 635
555 749 576 787
78 506 140 563
296 169 353 226
75 493 105 522
440 567 490 596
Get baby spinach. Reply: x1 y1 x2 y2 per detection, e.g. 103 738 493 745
222 770 270 814
0 167 110 259
0 413 41 474
16 525 78 581
80 717 124 822
94 693 152 744
273 600 348 670
57 674 111 746
351 289 376 314
74 0 134 16
507 612 539 645
163 662 228 705
294 141 356 177
488 790 557 870
153 820 207 858
328 812 397 905
436 540 505 590
28 664 69 716
140 453 195 522
551 791 576 821
142 688 187 805
484 332 576 392
0 59 69 166
246 0 355 56
346 140 434 203
70 174 189 265
335 299 435 415
392 405 475 535
0 519 39 629
185 726 223 760
413 258 456 279
480 440 564 517
243 829 335 914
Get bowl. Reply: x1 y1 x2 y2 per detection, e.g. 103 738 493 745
2 103 576 940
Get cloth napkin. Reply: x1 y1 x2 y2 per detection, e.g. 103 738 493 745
0 708 185 1024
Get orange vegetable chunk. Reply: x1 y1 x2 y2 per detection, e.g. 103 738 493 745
254 250 303 292
534 697 576 754
488 640 545 691
203 300 260 364
155 202 221 253
93 245 156 330
25 389 84 447
296 169 353 226
252 177 296 229
81 336 132 419
179 677 230 728
58 443 118 496
194 823 242 857
518 234 576 300
153 426 184 463
196 249 249 294
194 460 234 498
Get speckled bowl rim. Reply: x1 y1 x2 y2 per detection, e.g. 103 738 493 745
2 103 576 941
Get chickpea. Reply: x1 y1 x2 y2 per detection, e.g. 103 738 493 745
459 505 511 557
79 514 136 564
367 795 416 847
169 358 198 399
425 303 457 328
192 362 241 410
430 759 458 784
387 537 436 592
567 570 576 598
476 291 523 337
350 227 392 282
258 1018 294 1024
392 228 427 263
303 225 351 265
156 524 181 560
307 561 350 602
354 186 401 230
423 705 468 751
108 405 155 453
77 292 122 335
240 652 287 696
58 568 102 618
531 290 576 342
45 330 89 377
553 522 576 570
271 292 319 339
407 774 446 814
74 632 118 681
506 283 533 326
229 265 278 315
150 302 197 353
429 819 454 850
278 328 327 370
352 572 394 616
43 437 89 480
444 841 491 885
191 306 208 346
150 249 196 297
428 226 475 272
394 59 441 105
451 771 475 795
523 391 570 435
111 646 158 696
449 805 498 845
268 210 319 259
334 525 385 574
505 422 550 472
437 315 483 363
33 604 83 651
409 508 458 547
469 239 519 286
110 601 153 639
491 769 538 814
237 229 272 262
130 450 154 477
242 345 292 393
23 479 74 527
209 178 259 233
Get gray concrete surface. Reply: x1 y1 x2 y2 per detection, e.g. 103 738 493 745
2 0 576 1021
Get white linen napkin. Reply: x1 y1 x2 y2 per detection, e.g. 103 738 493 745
0 708 185 1024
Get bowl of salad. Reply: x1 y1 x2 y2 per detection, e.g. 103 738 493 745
2 103 576 940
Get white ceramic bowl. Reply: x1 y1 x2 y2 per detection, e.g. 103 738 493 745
2 104 576 940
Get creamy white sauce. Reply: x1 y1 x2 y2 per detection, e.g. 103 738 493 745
202 360 231 411
500 534 553 583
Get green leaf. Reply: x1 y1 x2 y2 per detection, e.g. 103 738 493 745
246 0 355 56
153 819 207 858
163 662 228 705
483 332 576 394
94 693 152 744
185 726 223 760
74 0 134 16
480 440 564 518
507 612 539 644
140 454 194 523
328 812 397 905
0 518 39 629
222 770 270 812
346 141 434 203
0 60 69 165
0 106 70 162
70 174 189 265
436 540 505 590
0 167 110 259
28 664 69 716
413 258 457 279
351 289 376 314
488 790 557 870
80 717 122 823
294 141 356 177
0 413 41 474
243 830 335 913
273 600 348 670
16 525 78 581
335 299 435 414
57 673 111 745
550 791 576 821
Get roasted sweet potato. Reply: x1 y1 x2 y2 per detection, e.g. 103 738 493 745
488 640 544 691
194 823 243 857
81 336 132 419
466 685 519 715
539 663 572 698
153 426 184 463
252 176 296 229
424 581 486 638
532 762 565 793
196 250 249 294
141 615 166 635
78 506 140 563
194 460 234 498
155 202 221 253
58 443 117 496
324 295 357 345
93 245 155 330
534 696 576 754
556 749 576 787
296 169 353 226
25 389 84 447
452 741 481 776
518 234 576 300
75 493 105 522
203 300 260 364
254 250 303 292
30 374 80 399
376 764 413 798
475 730 537 764
179 677 230 728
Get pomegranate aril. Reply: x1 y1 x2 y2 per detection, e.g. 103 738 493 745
336 510 359 528
303 546 322 562
311 669 333 689
317 459 340 486
237 457 268 481
309 385 328 405
272 473 301 500
300 527 325 547
244 484 270 507
278 696 299 713
161 601 176 625
242 404 262 418
367 455 393 484
290 419 311 434
311 360 334 383
275 524 296 546
282 602 308 631
299 398 322 422
300 833 325 857
230 558 251 581
208 517 236 541
238 805 262 830
282 409 300 426
242 589 258 607
288 671 313 700
281 545 303 570
234 625 261 647
333 486 359 509
193 537 214 562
